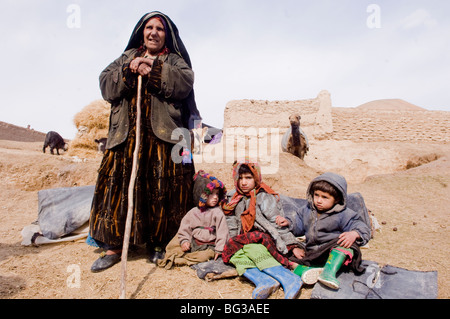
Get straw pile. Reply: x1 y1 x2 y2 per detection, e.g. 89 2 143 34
67 99 110 158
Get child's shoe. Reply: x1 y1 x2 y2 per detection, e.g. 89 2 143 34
317 247 353 290
243 267 280 299
262 265 302 299
293 264 323 285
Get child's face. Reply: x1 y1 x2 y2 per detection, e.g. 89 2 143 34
206 188 220 207
313 190 336 212
238 172 255 193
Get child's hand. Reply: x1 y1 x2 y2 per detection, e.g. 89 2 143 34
337 231 360 248
292 247 305 259
214 252 221 261
181 241 191 252
275 216 289 227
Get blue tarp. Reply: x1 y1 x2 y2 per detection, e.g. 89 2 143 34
310 260 438 299
37 185 95 239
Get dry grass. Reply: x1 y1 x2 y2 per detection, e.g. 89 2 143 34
68 100 110 158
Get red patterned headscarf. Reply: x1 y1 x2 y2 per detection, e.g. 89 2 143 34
221 159 279 233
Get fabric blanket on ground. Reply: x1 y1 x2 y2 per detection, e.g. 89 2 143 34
157 235 215 269
310 260 438 299
21 185 94 246
191 258 238 281
21 223 89 246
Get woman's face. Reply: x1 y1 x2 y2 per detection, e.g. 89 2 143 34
143 17 166 55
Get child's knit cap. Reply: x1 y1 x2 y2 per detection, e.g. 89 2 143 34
193 170 227 210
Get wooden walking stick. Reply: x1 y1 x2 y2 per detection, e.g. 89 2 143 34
119 75 143 299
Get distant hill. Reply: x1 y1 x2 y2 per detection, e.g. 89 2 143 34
0 121 47 142
357 99 426 111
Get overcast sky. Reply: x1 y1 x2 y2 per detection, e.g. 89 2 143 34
1 0 449 139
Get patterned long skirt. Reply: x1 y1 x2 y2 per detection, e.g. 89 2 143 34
89 97 195 249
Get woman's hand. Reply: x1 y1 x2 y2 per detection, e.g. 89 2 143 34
130 57 154 76
137 63 152 76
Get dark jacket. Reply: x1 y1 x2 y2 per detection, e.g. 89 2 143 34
100 11 201 150
287 172 371 254
100 49 194 149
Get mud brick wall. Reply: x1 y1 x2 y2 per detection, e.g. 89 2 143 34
223 90 333 140
332 109 449 143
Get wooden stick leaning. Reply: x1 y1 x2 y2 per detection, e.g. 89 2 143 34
119 75 142 299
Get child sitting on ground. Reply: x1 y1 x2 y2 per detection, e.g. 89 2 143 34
277 172 371 289
221 159 303 299
157 171 229 268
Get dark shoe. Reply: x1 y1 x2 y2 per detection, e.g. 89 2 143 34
148 246 165 264
91 252 121 272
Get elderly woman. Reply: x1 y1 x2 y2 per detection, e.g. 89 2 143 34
88 11 201 272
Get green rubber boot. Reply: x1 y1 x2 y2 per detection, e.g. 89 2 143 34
317 247 353 290
293 265 323 285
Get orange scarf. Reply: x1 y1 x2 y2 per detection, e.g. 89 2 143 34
222 160 279 233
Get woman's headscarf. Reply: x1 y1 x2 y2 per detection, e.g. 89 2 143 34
222 159 279 233
125 11 201 130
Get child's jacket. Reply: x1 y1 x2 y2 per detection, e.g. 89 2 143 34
287 172 371 254
178 170 229 253
178 206 229 253
226 190 299 255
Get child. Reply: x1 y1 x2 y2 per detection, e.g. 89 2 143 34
278 172 371 289
221 159 302 299
157 171 229 268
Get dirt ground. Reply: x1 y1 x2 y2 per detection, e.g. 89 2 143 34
0 107 449 300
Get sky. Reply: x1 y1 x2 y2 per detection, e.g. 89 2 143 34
1 0 449 139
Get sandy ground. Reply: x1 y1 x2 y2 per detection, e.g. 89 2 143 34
0 109 449 300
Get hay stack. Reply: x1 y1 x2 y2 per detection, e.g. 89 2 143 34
68 99 110 158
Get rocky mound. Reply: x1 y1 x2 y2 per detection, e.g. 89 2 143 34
0 121 47 143
356 99 426 111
